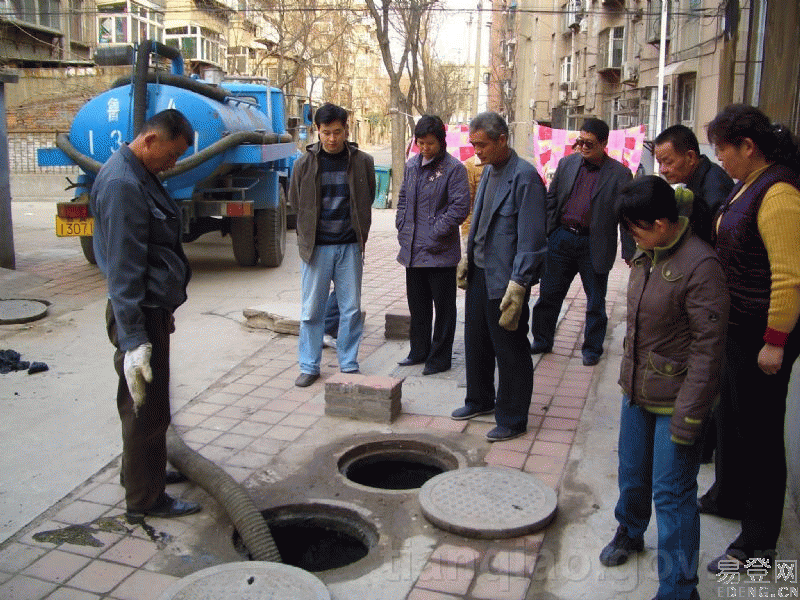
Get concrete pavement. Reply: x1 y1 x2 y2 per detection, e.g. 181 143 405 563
1 175 799 600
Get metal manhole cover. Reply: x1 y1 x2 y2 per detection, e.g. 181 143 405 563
156 562 330 600
0 299 48 324
418 467 557 539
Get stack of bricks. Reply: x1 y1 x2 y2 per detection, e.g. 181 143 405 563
325 373 403 424
384 309 411 339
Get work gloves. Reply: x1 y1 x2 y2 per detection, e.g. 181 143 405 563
124 342 152 414
498 281 526 331
456 256 469 290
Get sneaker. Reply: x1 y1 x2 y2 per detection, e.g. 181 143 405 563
323 335 337 350
451 405 495 420
599 525 644 567
582 352 601 366
486 426 526 442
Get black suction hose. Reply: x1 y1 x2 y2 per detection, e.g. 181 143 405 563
166 426 282 562
55 130 293 178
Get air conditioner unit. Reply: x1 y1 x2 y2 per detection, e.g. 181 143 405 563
621 62 639 83
559 89 568 103
568 90 579 102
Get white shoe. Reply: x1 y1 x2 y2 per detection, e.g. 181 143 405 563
323 335 337 350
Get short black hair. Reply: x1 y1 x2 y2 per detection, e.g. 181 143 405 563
414 114 447 149
469 112 509 141
655 124 701 155
141 109 193 146
314 102 348 128
619 175 678 226
580 118 610 143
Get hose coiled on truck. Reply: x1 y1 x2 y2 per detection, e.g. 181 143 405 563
55 130 293 178
165 426 282 563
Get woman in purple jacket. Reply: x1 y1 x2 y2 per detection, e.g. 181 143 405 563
396 115 470 374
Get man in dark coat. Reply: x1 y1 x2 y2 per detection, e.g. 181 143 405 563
450 112 547 442
91 109 201 518
655 124 734 243
531 118 634 366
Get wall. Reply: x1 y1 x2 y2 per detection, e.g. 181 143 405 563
788 362 800 513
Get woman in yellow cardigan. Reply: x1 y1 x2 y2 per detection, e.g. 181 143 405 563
702 104 800 574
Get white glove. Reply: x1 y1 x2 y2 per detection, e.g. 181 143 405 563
124 342 152 414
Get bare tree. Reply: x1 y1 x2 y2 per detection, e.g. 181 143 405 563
364 0 439 202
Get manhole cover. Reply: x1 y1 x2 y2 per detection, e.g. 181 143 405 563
0 299 48 324
418 467 557 539
156 561 330 600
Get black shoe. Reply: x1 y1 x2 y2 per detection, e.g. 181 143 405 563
295 372 319 387
531 341 552 355
398 356 425 366
342 369 361 375
120 470 187 487
650 592 700 600
707 550 748 574
451 405 495 420
422 364 450 376
486 426 526 442
126 494 202 519
582 352 600 366
599 525 644 567
697 494 743 519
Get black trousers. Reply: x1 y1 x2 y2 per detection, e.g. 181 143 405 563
713 323 800 556
463 267 533 431
405 266 457 370
106 301 171 512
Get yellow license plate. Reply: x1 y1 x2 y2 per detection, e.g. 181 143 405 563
55 216 94 237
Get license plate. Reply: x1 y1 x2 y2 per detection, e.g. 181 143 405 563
55 216 94 237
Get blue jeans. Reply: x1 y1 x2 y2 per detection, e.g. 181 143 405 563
531 227 609 356
615 397 702 600
299 243 362 374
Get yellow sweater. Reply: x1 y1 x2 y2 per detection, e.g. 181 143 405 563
726 165 800 344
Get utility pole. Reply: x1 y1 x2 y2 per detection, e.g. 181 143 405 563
0 71 19 270
472 0 483 116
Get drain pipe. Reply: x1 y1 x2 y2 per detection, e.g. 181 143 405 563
165 427 282 562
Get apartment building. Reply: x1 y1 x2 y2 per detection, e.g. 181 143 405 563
493 0 799 154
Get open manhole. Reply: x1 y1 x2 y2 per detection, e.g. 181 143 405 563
337 438 463 491
233 503 378 572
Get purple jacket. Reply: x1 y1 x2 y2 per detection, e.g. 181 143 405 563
396 152 469 268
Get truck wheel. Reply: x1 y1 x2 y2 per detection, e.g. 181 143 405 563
255 197 286 268
80 236 97 265
230 217 258 266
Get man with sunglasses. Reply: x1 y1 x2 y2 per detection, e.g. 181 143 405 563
531 118 635 366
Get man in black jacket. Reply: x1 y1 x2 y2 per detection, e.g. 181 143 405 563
92 109 201 519
531 118 633 366
654 124 734 243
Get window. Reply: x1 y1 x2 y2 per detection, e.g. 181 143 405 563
561 0 582 32
165 25 224 65
648 0 672 43
560 55 572 84
598 26 624 70
4 0 60 30
641 85 670 138
97 2 163 45
678 73 696 127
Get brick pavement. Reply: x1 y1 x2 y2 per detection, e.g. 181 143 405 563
0 228 628 600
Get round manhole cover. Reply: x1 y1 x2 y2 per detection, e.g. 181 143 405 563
156 562 330 600
0 299 48 325
418 467 557 539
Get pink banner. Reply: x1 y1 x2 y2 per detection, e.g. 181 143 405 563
407 124 475 162
528 123 646 186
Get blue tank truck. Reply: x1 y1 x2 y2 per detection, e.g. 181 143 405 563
37 40 300 267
